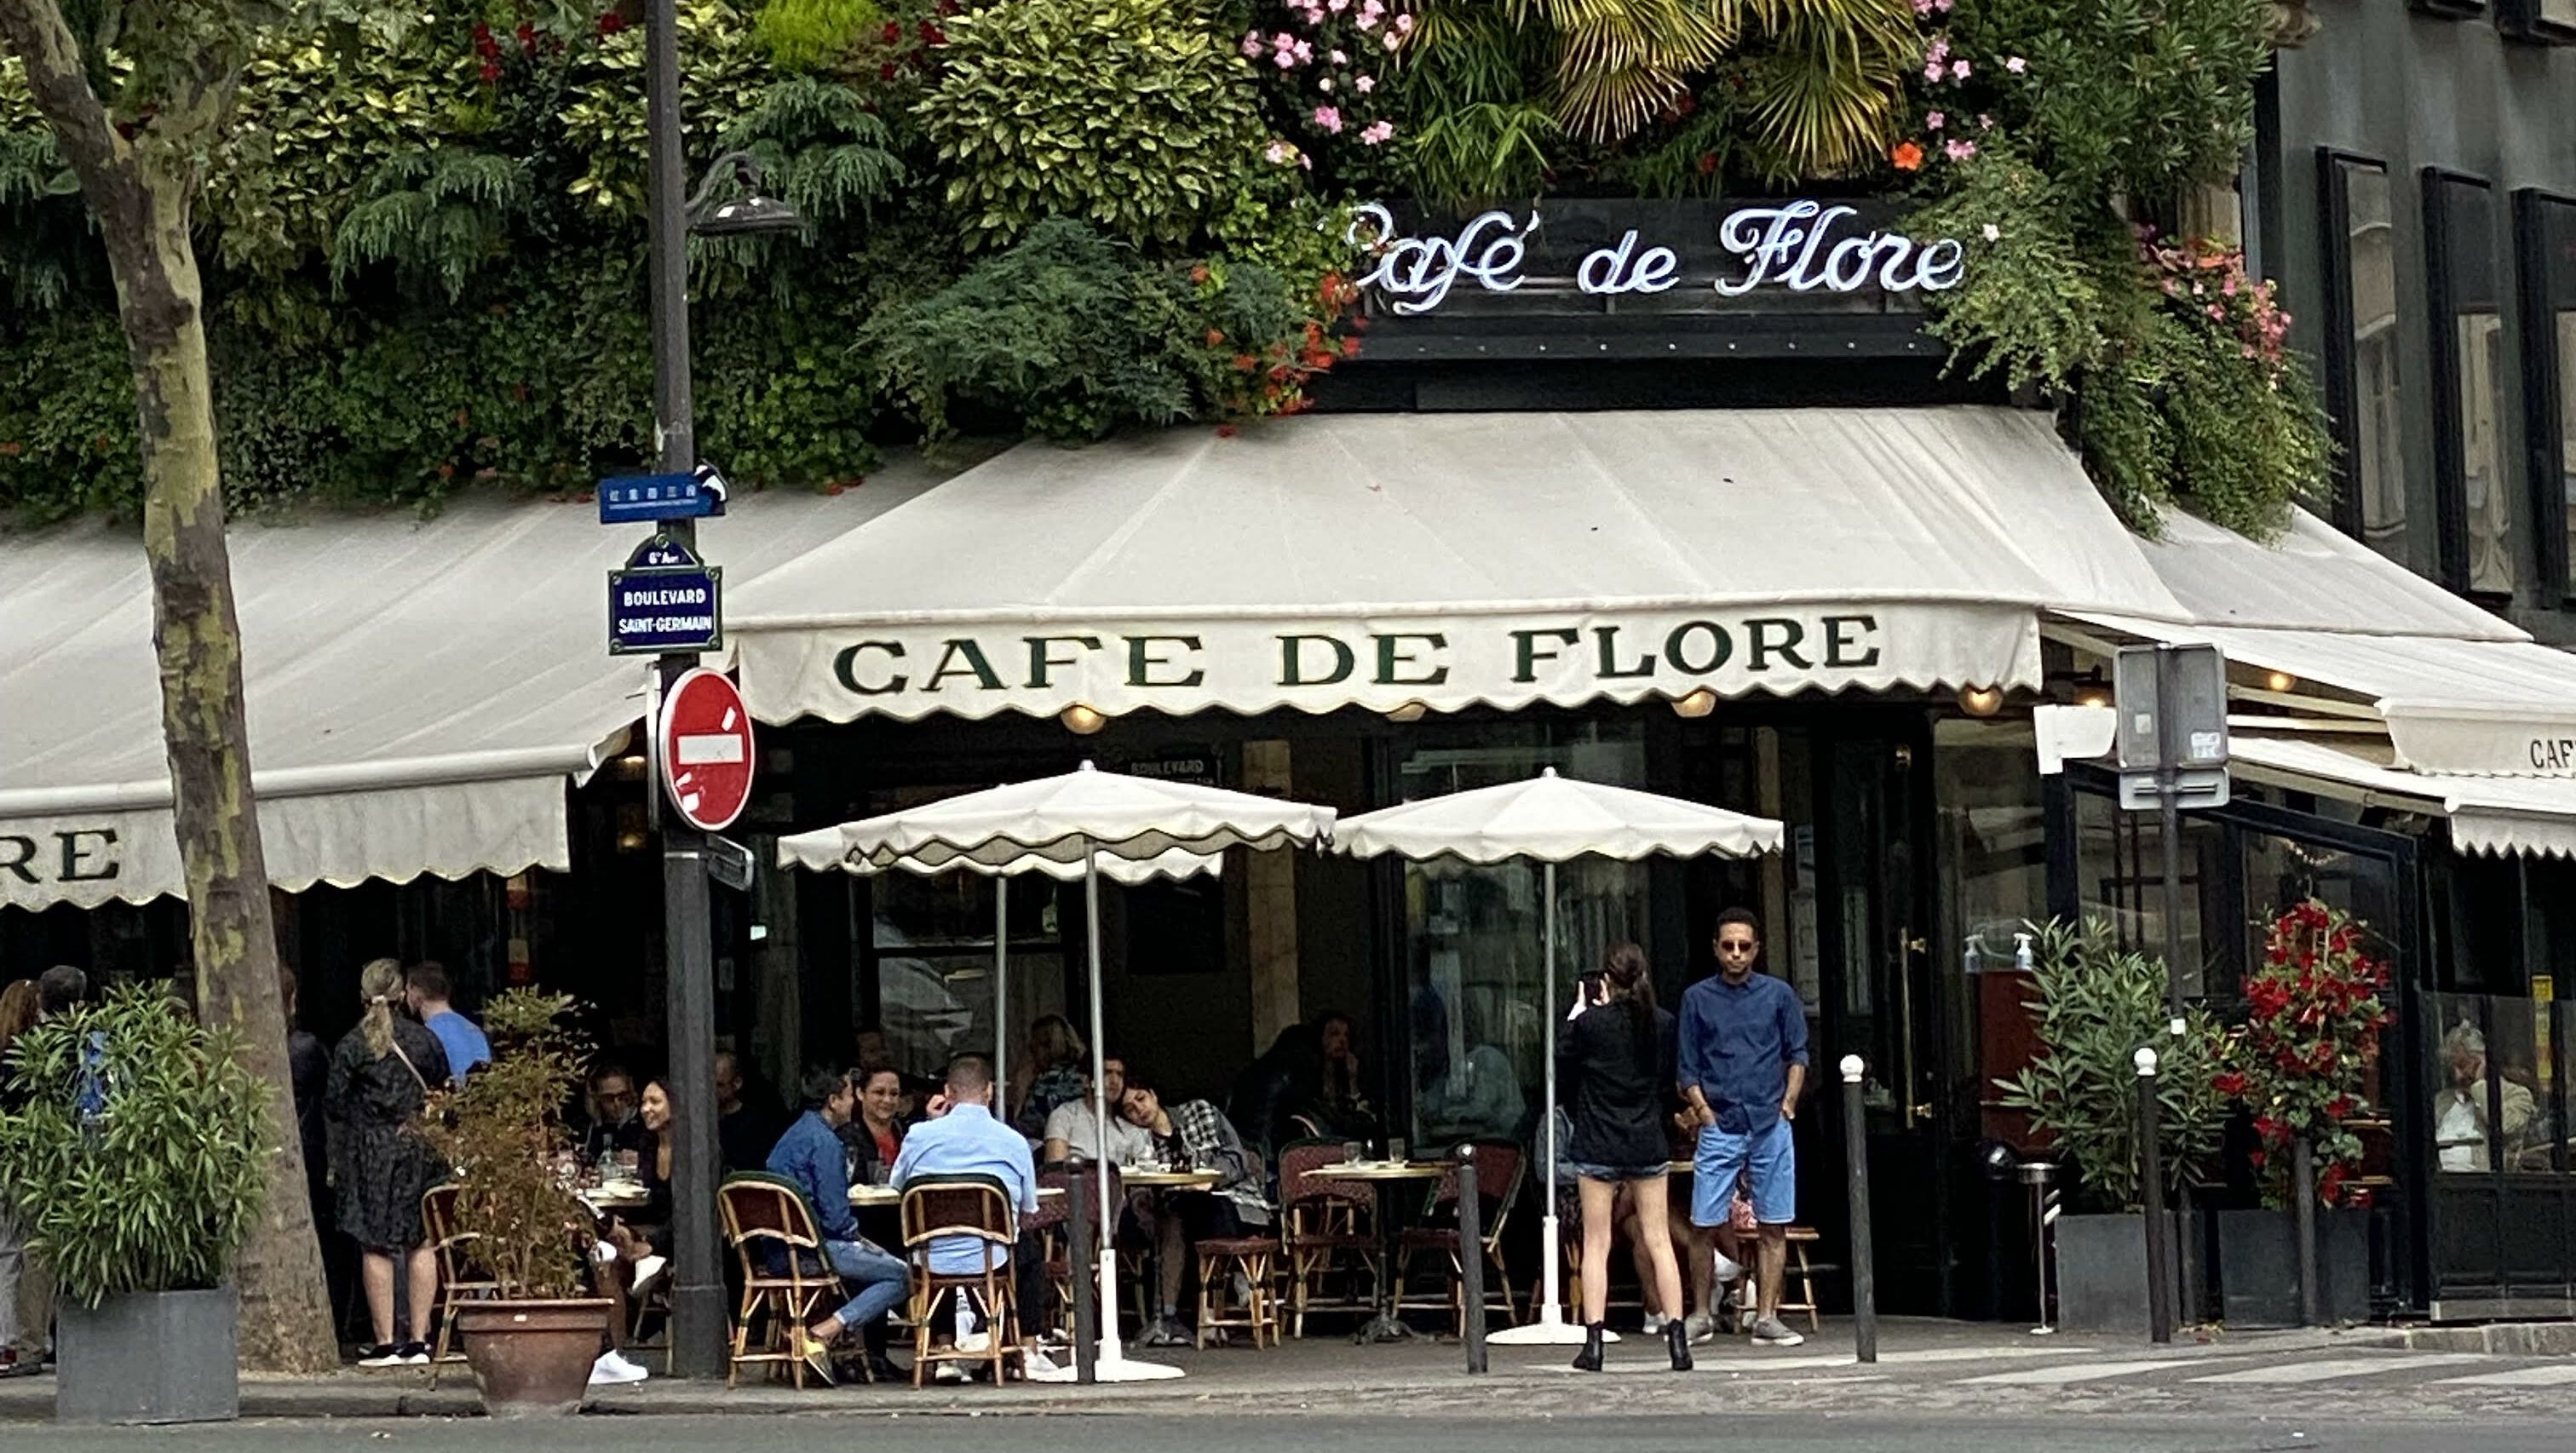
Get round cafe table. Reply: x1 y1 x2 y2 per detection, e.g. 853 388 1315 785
1328 1160 1446 1343
851 1183 1067 1207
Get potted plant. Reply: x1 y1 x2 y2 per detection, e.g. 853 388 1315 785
411 990 609 1417
1996 920 2227 1333
0 984 266 1424
2211 899 2390 1326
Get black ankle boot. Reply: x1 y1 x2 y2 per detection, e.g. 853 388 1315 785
1571 1322 1605 1372
1667 1316 1693 1371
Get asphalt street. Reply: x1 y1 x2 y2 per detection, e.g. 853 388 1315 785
3 1410 2564 1453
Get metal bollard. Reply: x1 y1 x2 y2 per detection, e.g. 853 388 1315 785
2293 1138 2320 1328
1455 1145 1486 1374
1839 1055 1877 1364
1067 1154 1098 1384
2135 1047 2172 1345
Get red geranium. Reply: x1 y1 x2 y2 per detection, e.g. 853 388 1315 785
2215 899 2391 1209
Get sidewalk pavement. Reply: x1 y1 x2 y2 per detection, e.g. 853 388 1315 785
0 1316 2421 1422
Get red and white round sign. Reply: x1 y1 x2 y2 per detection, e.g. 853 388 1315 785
658 668 756 832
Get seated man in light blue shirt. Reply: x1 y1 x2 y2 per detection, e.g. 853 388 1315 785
891 1054 1050 1375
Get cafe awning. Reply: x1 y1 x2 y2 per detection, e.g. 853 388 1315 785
2227 735 2576 859
732 407 2182 725
0 474 934 910
2053 512 2576 778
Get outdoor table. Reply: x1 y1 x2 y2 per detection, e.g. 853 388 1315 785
1112 1167 1225 1335
1331 1160 1446 1343
851 1183 1067 1207
578 1182 649 1215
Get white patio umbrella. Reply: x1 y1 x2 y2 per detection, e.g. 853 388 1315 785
1334 767 1782 1345
777 828 1219 1111
793 761 1336 1381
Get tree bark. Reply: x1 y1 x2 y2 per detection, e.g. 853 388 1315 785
0 0 338 1375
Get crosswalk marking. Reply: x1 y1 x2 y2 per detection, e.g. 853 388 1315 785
1957 1358 2199 1386
2190 1353 2487 1384
2428 1363 2576 1387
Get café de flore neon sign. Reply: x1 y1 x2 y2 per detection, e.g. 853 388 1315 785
1348 199 1966 315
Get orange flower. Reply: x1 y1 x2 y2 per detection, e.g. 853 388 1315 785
1891 141 1924 171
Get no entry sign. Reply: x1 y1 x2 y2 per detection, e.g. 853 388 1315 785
658 668 756 832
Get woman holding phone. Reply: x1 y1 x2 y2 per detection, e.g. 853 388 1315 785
1559 942 1688 1372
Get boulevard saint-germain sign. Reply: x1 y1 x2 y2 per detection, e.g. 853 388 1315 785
1339 197 1961 360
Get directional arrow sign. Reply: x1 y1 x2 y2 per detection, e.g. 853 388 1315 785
658 668 756 832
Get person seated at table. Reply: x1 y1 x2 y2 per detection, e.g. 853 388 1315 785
590 1078 677 1387
580 1062 650 1168
1228 1023 1330 1157
1040 1054 1155 1168
893 1054 1053 1377
838 1064 911 1187
1314 1009 1381 1143
1413 990 1523 1143
1119 1068 1274 1347
769 1068 909 1382
1013 1014 1090 1140
715 1051 785 1175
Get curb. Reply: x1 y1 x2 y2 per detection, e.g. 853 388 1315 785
2378 1323 2576 1357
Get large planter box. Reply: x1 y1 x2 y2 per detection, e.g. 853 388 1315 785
55 1286 239 1425
2217 1208 2369 1327
2056 1212 2181 1335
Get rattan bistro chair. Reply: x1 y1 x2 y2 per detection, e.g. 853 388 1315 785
1277 1139 1379 1337
718 1173 837 1389
900 1175 1021 1387
422 1183 503 1389
1393 1142 1524 1336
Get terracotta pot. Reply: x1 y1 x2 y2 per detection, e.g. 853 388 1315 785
453 1299 613 1418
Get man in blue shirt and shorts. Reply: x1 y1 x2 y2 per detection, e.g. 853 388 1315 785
1677 908 1809 1347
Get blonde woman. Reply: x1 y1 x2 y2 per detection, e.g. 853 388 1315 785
325 958 451 1368
1012 1013 1088 1140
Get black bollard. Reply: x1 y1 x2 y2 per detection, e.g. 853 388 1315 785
1455 1146 1486 1374
2136 1048 2172 1345
1839 1055 1877 1364
1068 1154 1098 1384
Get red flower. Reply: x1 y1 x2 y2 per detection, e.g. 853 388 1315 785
2212 1071 2246 1097
1890 141 1924 171
2251 1115 2286 1145
515 22 536 52
480 57 503 83
880 61 898 80
1205 329 1225 346
883 20 902 42
473 21 499 57
1232 353 1257 372
919 20 946 43
1695 152 1718 175
597 11 624 33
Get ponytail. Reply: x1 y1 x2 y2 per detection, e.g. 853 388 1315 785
1601 942 1656 1044
358 957 405 1059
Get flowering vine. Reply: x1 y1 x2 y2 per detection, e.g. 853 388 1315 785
1241 0 1408 177
2217 899 2394 1209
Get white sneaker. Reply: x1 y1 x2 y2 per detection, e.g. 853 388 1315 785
1683 1311 1717 1345
589 1350 650 1386
1642 1313 1669 1335
629 1254 667 1295
1711 1251 1745 1283
1022 1347 1061 1376
956 1329 992 1354
1749 1316 1805 1347
934 1361 969 1384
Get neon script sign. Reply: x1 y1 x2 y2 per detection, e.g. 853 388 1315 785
1349 199 1966 316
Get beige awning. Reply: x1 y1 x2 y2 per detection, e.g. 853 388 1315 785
733 408 2182 724
2228 736 2576 859
0 474 935 910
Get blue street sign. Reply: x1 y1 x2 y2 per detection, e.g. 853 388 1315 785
598 464 728 525
609 561 722 655
626 533 703 570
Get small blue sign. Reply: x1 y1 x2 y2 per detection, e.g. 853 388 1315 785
599 465 728 525
609 562 723 655
627 533 703 570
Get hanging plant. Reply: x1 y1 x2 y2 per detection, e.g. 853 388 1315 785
2216 899 2392 1209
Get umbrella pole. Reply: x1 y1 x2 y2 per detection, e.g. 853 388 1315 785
1489 857 1590 1345
994 886 1009 1124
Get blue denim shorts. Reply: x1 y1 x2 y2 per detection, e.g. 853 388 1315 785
1690 1119 1797 1226
1566 1159 1670 1184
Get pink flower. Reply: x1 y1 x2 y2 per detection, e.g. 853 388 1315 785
2004 55 2026 73
1360 119 1395 145
1950 59 1970 79
1331 48 1348 63
1355 73 1376 93
1328 0 1348 10
1314 104 1343 133
1241 31 1262 57
1981 222 2000 242
1912 0 1933 11
1977 112 1993 129
1274 49 1297 68
1319 76 1334 91
1944 138 1977 161
1923 62 1943 82
1264 140 1299 165
1383 30 1400 49
1394 12 1412 32
1925 37 1949 65
2208 303 2226 320
1925 111 1945 130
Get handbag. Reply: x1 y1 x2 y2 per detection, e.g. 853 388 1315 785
1728 1174 1758 1233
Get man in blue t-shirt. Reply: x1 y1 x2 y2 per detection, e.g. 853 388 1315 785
1676 908 1809 1348
405 962 489 1085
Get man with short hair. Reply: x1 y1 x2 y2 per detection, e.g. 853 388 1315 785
714 1051 783 1174
34 966 85 1019
768 1068 908 1382
893 1055 1050 1376
1677 907 1809 1347
405 962 488 1085
1039 1054 1154 1167
582 1064 649 1163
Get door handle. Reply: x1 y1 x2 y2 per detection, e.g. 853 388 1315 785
1898 927 1923 1129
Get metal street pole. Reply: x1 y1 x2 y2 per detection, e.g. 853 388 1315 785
645 0 722 1379
1839 1055 1877 1364
2151 644 2198 1325
2136 1047 2172 1346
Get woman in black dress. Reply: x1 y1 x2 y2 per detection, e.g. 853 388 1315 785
326 958 451 1367
1560 942 1688 1373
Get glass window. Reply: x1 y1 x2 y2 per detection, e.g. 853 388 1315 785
2072 786 2223 996
1396 721 1648 1149
1936 721 2047 1124
2516 191 2576 599
2326 156 2408 563
2428 172 2517 597
2429 994 2557 1175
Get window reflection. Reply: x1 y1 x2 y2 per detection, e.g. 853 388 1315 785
2072 789 2220 996
2523 191 2576 598
2433 175 2516 597
2336 159 2407 561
